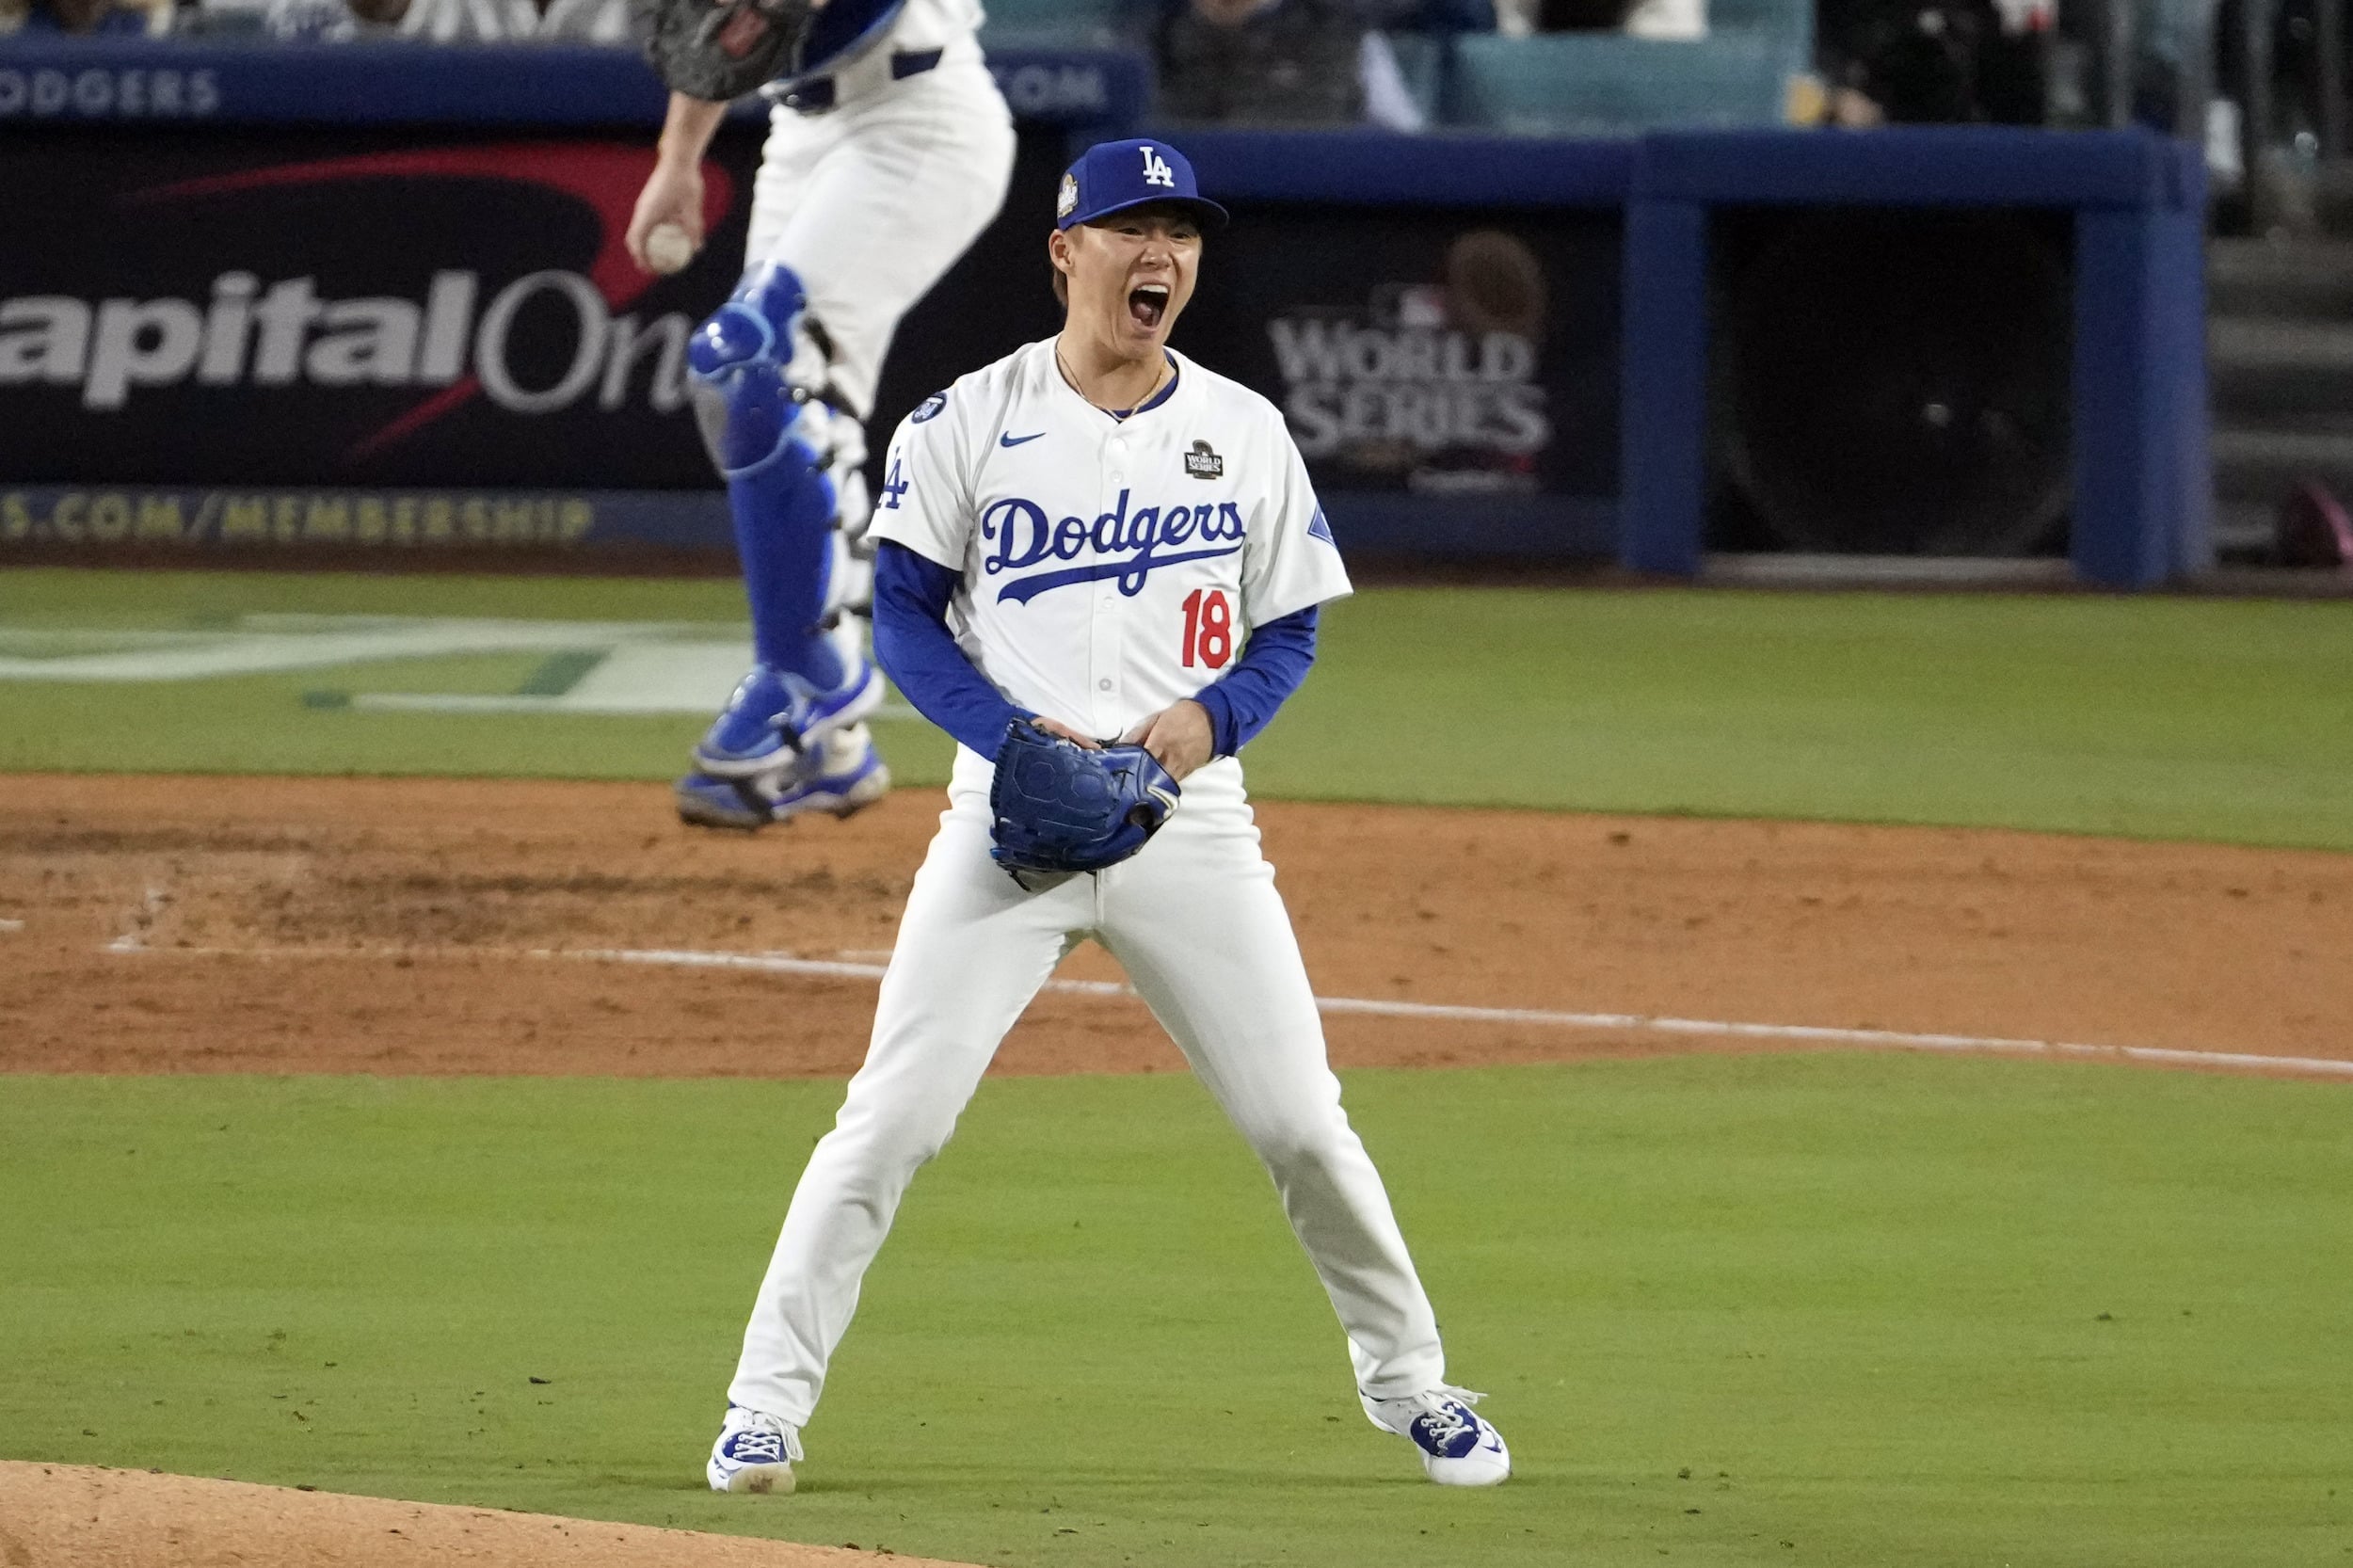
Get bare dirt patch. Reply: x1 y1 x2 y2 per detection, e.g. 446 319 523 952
0 1462 979 1568
4 773 2349 1077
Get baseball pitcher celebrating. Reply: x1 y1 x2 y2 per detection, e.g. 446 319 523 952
626 0 1015 829
703 139 1512 1494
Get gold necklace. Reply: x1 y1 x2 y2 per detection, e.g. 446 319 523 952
1056 342 1166 415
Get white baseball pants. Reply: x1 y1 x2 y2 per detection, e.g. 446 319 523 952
727 759 1451 1427
737 41 1016 705
744 41 1016 422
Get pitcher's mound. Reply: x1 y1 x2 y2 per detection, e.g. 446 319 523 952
0 1463 981 1568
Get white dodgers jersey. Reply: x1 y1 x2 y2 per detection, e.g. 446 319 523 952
870 338 1352 764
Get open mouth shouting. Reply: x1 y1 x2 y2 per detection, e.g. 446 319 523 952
1128 282 1171 331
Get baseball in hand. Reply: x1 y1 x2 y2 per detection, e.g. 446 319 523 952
645 221 698 276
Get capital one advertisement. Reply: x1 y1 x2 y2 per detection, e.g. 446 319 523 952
0 127 755 489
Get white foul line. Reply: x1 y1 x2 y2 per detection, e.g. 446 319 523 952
561 946 2353 1081
565 945 1135 998
92 936 2353 1081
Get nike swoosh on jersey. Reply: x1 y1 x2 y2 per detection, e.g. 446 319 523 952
999 431 1046 447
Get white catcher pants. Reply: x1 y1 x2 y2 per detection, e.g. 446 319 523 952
737 41 1016 675
728 758 1450 1427
744 40 1016 422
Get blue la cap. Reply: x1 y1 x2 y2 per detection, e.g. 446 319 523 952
1055 138 1228 232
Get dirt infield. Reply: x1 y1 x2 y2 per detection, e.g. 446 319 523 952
0 1463 981 1568
5 773 2350 1077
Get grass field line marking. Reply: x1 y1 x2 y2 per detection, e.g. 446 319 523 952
97 938 2353 1080
344 693 923 721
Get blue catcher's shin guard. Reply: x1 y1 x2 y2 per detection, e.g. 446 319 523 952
689 262 847 694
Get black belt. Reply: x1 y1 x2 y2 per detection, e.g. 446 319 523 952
780 48 944 114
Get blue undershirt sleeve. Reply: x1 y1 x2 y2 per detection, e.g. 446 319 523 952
1190 605 1319 759
872 540 1027 757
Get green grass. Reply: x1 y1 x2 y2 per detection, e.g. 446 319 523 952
1268 588 2353 849
3 568 2351 847
0 568 907 786
4 1057 2350 1567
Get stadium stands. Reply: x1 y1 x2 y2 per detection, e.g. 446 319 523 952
976 0 1138 48
1447 30 1801 132
1447 0 1808 133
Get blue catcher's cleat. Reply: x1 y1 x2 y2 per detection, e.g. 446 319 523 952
691 660 885 778
1360 1385 1512 1487
707 1404 800 1495
676 732 892 832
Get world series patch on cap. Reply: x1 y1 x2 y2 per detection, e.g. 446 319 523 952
1055 138 1228 232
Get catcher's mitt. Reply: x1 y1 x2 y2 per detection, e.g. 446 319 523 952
632 0 815 103
989 718 1180 878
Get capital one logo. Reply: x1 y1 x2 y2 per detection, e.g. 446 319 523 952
2 270 680 415
0 143 734 457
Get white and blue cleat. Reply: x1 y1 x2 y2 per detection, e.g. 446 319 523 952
693 659 885 779
708 1404 802 1495
676 728 891 832
1361 1385 1512 1486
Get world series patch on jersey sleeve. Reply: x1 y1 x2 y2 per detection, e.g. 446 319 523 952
870 339 1350 748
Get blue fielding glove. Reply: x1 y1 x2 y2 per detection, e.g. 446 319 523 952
988 718 1180 878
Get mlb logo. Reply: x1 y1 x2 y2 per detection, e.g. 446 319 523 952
1184 440 1224 480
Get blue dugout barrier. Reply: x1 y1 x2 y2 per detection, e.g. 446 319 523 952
1179 124 2212 588
1622 128 2211 587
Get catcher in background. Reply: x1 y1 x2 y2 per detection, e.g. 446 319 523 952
625 0 1015 829
701 136 1512 1496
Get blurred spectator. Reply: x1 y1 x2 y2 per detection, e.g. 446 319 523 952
1818 0 2047 122
1 0 168 33
177 0 356 40
371 0 632 43
1495 0 1624 29
1157 0 1432 130
2215 0 2345 146
1624 0 1702 38
1493 0 1703 35
184 0 628 40
1362 0 1493 30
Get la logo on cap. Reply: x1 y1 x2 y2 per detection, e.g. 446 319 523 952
1141 146 1176 188
1057 173 1079 220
